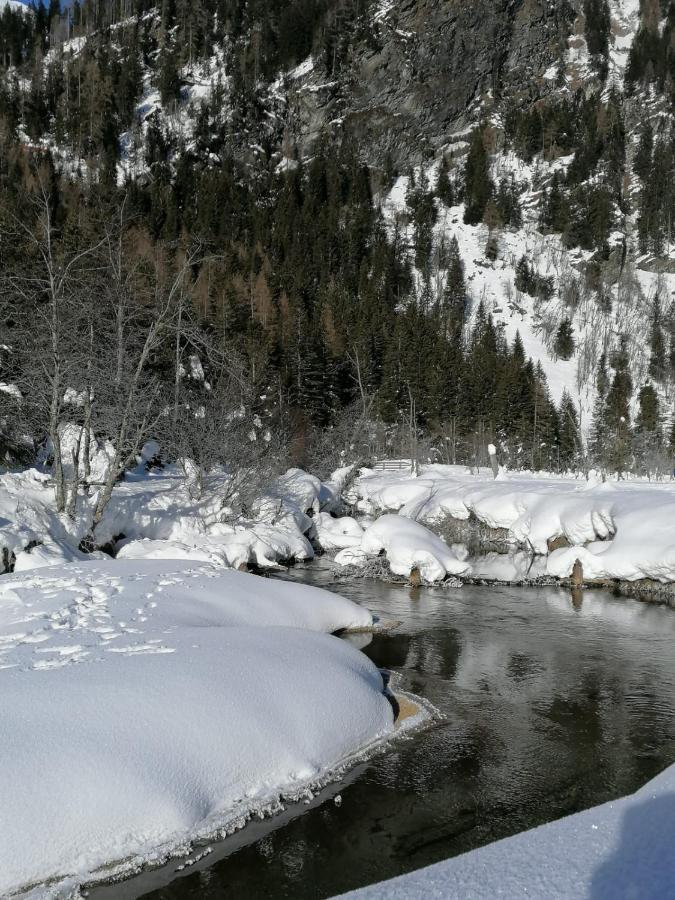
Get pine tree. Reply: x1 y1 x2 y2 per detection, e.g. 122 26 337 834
558 390 581 471
634 384 662 473
435 155 454 206
604 338 633 473
442 236 467 340
554 319 575 360
515 256 532 294
634 122 654 182
463 128 493 226
649 294 666 382
584 0 610 76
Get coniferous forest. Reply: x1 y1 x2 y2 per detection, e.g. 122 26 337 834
1 0 675 477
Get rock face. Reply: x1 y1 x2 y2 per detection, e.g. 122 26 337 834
286 0 575 165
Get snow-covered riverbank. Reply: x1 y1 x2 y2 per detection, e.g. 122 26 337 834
343 759 675 900
0 562 401 897
4 461 675 589
348 465 675 586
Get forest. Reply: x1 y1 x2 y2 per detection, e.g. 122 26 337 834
0 0 674 480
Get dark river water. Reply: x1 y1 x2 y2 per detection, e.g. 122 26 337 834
98 561 675 900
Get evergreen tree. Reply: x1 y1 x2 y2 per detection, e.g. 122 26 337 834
554 319 575 360
558 390 581 471
435 155 454 206
649 294 666 382
634 383 662 473
604 338 634 473
442 236 467 340
463 128 493 226
634 122 654 182
584 0 610 76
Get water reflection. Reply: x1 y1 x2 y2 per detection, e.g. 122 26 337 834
103 569 675 900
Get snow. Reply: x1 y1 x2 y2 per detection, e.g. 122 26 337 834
314 513 365 551
607 0 642 88
0 0 29 12
349 465 675 583
0 561 393 896
0 465 338 574
360 514 471 583
0 381 21 400
343 761 675 900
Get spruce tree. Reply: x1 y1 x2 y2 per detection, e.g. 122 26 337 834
463 128 493 226
435 155 454 206
649 294 666 382
634 122 654 182
558 390 581 471
442 235 467 339
554 319 575 360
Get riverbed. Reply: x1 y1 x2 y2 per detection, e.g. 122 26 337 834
97 559 675 899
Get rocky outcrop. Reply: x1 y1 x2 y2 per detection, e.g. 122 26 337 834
285 0 575 166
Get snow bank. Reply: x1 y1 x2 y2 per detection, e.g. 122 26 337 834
0 470 92 569
361 514 471 583
344 761 675 900
351 466 675 583
314 513 364 551
0 464 336 574
0 561 392 896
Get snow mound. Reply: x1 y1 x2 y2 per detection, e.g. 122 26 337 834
352 466 675 583
361 514 471 583
0 562 391 896
314 513 365 551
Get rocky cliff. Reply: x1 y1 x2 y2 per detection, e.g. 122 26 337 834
286 0 575 165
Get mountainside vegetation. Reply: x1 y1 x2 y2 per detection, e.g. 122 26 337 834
1 0 675 478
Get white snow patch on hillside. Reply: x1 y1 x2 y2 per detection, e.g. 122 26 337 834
0 0 30 13
0 561 394 896
607 0 642 88
382 138 675 439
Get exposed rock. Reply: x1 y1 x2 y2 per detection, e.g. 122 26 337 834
547 534 571 552
286 0 575 166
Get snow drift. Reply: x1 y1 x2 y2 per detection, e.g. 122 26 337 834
0 561 393 896
351 466 675 584
360 514 470 583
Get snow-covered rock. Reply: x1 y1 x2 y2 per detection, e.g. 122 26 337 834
361 514 471 583
314 513 365 552
0 561 393 896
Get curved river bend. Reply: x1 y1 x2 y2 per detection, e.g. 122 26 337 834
98 561 675 899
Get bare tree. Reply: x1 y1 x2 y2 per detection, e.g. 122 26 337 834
0 185 104 513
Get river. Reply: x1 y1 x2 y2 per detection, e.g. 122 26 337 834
97 559 675 899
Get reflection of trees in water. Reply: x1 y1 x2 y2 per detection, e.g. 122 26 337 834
366 628 463 681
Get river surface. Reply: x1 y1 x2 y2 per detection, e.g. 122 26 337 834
102 561 675 899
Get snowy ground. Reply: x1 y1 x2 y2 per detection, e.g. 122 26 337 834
0 463 334 573
343 759 675 900
0 561 400 897
348 464 675 583
2 455 675 895
5 459 675 586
